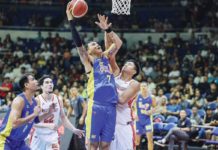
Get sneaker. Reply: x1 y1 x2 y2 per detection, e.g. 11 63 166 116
154 141 166 147
202 144 208 149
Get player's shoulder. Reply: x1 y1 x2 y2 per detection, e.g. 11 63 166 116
130 79 140 87
11 95 25 108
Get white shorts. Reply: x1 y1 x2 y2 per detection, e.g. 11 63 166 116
30 129 60 150
110 123 135 150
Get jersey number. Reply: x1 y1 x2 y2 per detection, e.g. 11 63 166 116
44 114 54 123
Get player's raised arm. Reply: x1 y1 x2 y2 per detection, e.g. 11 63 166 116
66 3 92 73
95 14 123 56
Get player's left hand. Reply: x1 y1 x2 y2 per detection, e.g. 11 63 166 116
95 14 112 30
73 128 85 138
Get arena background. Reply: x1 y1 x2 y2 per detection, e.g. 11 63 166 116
0 0 218 150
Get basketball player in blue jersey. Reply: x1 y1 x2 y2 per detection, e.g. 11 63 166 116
66 3 122 150
135 82 156 150
0 74 54 150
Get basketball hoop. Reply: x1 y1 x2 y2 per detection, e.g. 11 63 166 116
111 0 131 15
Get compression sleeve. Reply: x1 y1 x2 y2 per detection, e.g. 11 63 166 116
70 20 82 47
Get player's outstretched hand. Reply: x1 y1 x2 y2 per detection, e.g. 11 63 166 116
95 14 112 30
66 2 74 21
73 128 85 138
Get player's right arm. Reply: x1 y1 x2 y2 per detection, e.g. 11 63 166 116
10 96 40 128
119 81 140 104
66 3 92 73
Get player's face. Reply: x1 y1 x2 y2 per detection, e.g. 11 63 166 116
140 83 147 94
122 62 136 77
41 78 54 93
26 75 39 92
87 42 102 56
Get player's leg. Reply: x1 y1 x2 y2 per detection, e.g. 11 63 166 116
19 141 31 150
86 103 106 150
100 105 116 150
47 142 60 150
146 132 153 150
135 134 141 148
135 121 144 149
119 123 136 149
29 131 46 150
145 119 154 150
0 140 11 150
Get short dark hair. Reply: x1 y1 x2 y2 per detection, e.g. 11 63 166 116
125 59 141 78
19 73 34 91
38 75 52 86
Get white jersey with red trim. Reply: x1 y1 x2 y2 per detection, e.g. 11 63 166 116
115 75 135 125
35 94 61 135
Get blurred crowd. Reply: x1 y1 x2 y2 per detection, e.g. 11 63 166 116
0 0 218 31
0 30 217 108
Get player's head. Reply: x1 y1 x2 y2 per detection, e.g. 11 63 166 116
122 59 140 78
70 87 78 97
87 41 102 56
38 75 54 94
140 82 148 94
19 73 38 92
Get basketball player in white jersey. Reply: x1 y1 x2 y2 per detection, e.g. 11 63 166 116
109 59 140 150
30 75 84 150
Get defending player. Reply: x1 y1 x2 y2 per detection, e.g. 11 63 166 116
109 59 141 150
135 82 156 150
0 74 53 150
66 3 123 149
29 75 84 150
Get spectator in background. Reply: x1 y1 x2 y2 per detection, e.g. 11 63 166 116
156 110 191 150
0 91 14 112
204 106 214 124
155 96 167 116
190 106 202 126
0 75 13 101
190 89 206 109
156 89 165 106
67 87 87 150
205 82 218 103
194 70 204 85
178 95 190 110
166 96 180 116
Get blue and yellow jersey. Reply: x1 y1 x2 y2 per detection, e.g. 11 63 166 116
87 56 118 104
0 93 38 141
136 94 152 123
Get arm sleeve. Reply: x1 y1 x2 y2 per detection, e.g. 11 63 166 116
70 20 83 47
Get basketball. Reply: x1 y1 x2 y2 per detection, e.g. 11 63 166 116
69 0 88 18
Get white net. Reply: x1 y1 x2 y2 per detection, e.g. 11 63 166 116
111 0 131 15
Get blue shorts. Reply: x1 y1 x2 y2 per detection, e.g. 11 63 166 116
86 102 116 143
0 137 30 150
136 118 153 135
